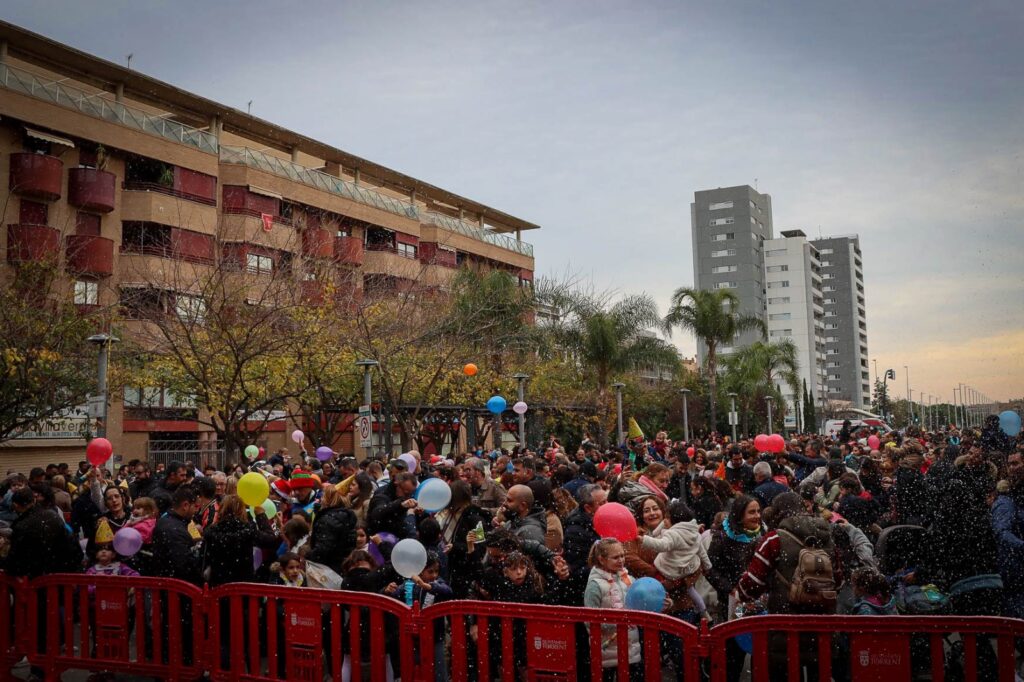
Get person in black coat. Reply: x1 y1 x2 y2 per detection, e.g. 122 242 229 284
151 487 203 585
561 484 607 605
438 480 489 598
150 461 188 515
2 488 74 578
305 487 357 574
367 472 419 539
202 494 277 586
689 476 725 530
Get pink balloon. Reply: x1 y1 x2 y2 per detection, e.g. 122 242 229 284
867 435 881 450
754 434 770 452
112 527 142 557
291 429 305 445
593 502 637 542
399 452 418 473
768 434 786 454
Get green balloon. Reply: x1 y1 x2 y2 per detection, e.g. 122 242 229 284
244 445 259 460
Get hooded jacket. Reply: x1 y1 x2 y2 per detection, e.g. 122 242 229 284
506 508 547 545
305 504 357 574
583 566 642 667
641 519 712 580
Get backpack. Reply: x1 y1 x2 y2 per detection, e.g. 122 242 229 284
894 583 949 615
775 528 837 607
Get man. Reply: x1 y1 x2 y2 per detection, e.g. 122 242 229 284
466 458 507 515
562 484 608 592
337 457 358 483
2 487 73 578
28 467 46 485
129 462 157 500
152 487 202 585
725 445 755 493
512 456 551 505
992 453 1024 618
151 461 188 515
752 461 788 509
562 459 597 501
193 477 219 530
286 468 321 519
499 485 546 544
789 440 828 482
367 471 419 539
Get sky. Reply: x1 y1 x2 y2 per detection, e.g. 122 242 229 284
5 0 1022 401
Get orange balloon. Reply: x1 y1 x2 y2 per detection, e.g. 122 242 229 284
463 363 478 376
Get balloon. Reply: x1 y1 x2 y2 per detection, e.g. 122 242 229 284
399 452 418 473
86 437 113 467
391 539 427 579
1000 411 1022 437
244 444 259 460
512 401 528 415
686 447 695 456
624 577 666 612
463 363 478 376
112 527 142 557
315 446 334 462
252 547 263 571
377 532 398 546
291 429 305 445
593 502 637 542
415 478 452 513
486 396 507 414
248 498 277 519
367 541 384 566
238 471 270 507
754 434 770 452
867 435 881 450
768 434 786 454
259 447 266 458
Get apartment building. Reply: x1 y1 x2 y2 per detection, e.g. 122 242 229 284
0 21 537 469
690 185 773 362
810 235 870 409
763 230 826 428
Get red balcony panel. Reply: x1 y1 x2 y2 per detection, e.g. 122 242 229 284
222 186 278 215
301 279 326 305
302 227 334 259
519 268 534 282
171 229 216 264
333 235 364 266
68 168 116 212
7 224 61 264
174 167 217 203
9 153 63 201
65 234 115 276
419 242 457 268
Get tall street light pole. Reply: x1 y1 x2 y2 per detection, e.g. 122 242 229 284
765 395 774 435
87 334 119 439
512 373 529 451
904 366 913 427
679 388 691 443
612 383 625 447
728 392 738 442
355 359 378 460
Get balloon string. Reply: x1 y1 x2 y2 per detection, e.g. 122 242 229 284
405 579 414 607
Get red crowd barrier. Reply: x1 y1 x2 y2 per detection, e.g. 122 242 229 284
4 574 1024 681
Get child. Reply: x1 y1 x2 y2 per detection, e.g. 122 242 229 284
584 538 642 680
850 567 896 615
86 544 140 582
494 551 544 604
384 551 452 608
641 499 713 620
271 552 305 587
127 497 158 542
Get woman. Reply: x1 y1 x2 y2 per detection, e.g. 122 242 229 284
544 488 575 553
203 495 276 586
343 473 375 525
436 480 489 598
87 479 133 558
616 463 671 511
623 495 700 618
689 477 724 529
305 486 358 575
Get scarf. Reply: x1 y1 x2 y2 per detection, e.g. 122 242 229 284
638 475 668 500
594 566 633 608
722 518 764 544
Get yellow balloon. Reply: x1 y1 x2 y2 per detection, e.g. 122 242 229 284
238 472 270 507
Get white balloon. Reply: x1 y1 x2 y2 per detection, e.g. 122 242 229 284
416 478 452 513
512 401 528 415
391 539 427 579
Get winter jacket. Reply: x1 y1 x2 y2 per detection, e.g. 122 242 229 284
991 492 1024 596
787 453 828 483
128 476 157 502
128 516 157 543
753 480 789 510
305 505 357 574
151 511 202 585
367 483 414 539
583 567 642 668
3 504 75 578
439 504 489 598
562 507 599 605
641 519 711 580
471 477 507 514
86 561 140 593
725 462 755 493
505 509 547 545
202 514 276 586
851 596 896 616
691 493 724 530
150 480 182 516
706 519 765 599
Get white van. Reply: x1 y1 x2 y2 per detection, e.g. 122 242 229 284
822 418 893 439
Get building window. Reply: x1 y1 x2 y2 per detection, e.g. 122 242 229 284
710 233 734 242
750 216 756 225
74 280 98 305
769 313 791 321
823 273 834 280
711 265 738 273
827 349 839 355
824 298 836 304
765 248 787 257
710 248 736 258
397 242 418 258
19 200 48 225
709 217 735 226
174 294 206 323
713 281 737 290
827 362 840 368
826 336 838 342
825 323 839 330
769 329 793 337
767 296 790 304
247 253 274 275
336 228 350 238
766 265 789 272
820 248 833 255
829 374 842 380
825 311 837 317
76 212 102 236
766 280 790 289
823 286 835 292
709 201 733 210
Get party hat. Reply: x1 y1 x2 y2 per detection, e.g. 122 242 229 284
627 417 645 441
94 517 114 544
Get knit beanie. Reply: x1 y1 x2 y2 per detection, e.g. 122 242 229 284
289 468 316 490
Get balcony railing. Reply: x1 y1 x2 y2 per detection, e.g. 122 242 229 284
422 211 533 258
219 146 419 221
123 181 218 206
120 243 216 266
0 62 218 154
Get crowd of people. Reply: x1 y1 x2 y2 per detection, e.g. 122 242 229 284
0 413 1022 681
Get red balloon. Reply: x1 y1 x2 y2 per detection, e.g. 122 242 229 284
686 446 695 456
593 502 637 542
754 434 770 452
86 437 113 466
767 434 786 454
867 435 881 450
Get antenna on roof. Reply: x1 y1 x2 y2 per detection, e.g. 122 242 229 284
125 53 133 70
247 100 253 115
818 225 822 239
754 178 758 191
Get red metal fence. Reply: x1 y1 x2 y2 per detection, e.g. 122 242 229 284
1 574 1022 682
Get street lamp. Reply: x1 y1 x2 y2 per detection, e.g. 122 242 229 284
904 366 913 427
612 382 626 446
87 334 119 439
679 388 691 443
355 359 378 460
512 373 529 451
728 392 738 442
765 395 774 434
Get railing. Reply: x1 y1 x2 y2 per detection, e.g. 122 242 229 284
0 62 218 154
423 210 534 257
123 181 219 206
221 205 294 228
120 243 217 266
365 242 417 259
219 146 419 221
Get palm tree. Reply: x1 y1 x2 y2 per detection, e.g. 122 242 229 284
546 291 680 445
720 340 800 433
663 288 765 430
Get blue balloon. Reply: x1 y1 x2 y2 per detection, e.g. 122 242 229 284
999 411 1021 437
486 395 507 415
624 577 666 613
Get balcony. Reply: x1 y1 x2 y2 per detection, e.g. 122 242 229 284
0 63 217 154
302 227 334 259
301 279 326 305
9 153 63 201
67 168 116 212
420 242 458 268
363 248 421 280
333 235 363 266
65 234 114 276
422 212 533 258
6 224 61 264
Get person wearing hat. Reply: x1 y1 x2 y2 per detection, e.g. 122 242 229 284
287 469 321 520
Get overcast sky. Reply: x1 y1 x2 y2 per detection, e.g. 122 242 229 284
6 1 1022 401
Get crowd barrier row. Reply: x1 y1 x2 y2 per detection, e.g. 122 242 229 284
1 573 1022 682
